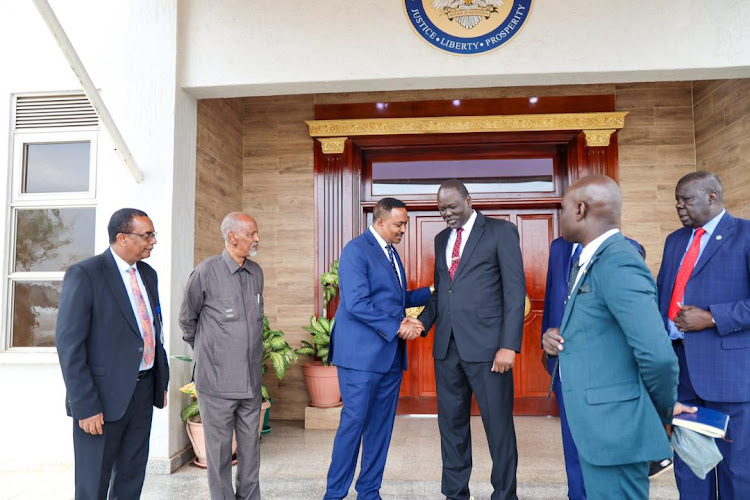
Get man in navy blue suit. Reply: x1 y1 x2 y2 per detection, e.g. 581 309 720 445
56 208 169 499
324 197 431 500
542 234 654 499
657 171 750 499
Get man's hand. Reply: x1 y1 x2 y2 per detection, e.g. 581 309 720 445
541 327 564 356
79 413 104 435
491 348 515 373
665 402 698 438
674 304 715 332
161 390 168 409
398 317 424 340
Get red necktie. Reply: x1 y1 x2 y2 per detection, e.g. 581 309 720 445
668 227 706 320
449 228 463 281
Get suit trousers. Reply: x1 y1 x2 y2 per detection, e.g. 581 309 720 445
578 456 648 500
550 364 587 500
673 344 750 500
199 392 261 500
435 337 518 500
72 369 154 500
324 364 402 500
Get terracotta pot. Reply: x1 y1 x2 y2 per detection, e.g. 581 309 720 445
185 415 239 468
301 361 342 408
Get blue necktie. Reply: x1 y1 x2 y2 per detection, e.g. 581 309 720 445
387 245 402 288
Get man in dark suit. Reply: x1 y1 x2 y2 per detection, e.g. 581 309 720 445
542 236 665 499
324 197 431 500
56 208 169 500
543 175 683 499
656 171 750 498
417 179 526 500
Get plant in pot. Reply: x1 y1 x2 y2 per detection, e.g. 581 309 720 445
296 260 342 408
175 316 296 466
260 315 298 433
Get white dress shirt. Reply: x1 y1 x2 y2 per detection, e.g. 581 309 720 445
110 248 155 370
369 226 403 287
445 210 478 268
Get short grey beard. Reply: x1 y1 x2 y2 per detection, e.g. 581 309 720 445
249 249 258 258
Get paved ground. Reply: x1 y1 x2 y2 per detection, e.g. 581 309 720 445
1 416 678 499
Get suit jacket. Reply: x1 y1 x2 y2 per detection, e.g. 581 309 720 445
419 211 526 362
56 250 169 422
542 236 644 374
329 230 431 374
559 233 678 466
656 212 750 402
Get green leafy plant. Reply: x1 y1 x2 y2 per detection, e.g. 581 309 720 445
174 316 297 421
296 315 335 365
173 354 200 422
261 316 298 401
296 260 339 365
320 260 339 305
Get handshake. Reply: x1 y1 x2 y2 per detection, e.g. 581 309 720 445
398 317 425 340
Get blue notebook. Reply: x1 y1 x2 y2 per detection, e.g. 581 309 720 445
672 406 729 439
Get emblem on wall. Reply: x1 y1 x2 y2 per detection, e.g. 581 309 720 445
404 0 532 55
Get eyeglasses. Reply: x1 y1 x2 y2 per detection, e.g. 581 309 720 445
124 232 157 241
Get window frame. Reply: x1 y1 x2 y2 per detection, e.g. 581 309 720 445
4 128 98 352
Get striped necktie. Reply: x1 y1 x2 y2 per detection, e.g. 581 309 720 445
548 244 584 398
387 245 402 288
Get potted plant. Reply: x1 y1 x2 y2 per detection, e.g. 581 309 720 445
296 261 342 407
175 316 296 466
260 316 298 432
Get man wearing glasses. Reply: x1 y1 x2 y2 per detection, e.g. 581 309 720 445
56 208 169 499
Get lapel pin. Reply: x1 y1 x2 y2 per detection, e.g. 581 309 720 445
716 235 722 240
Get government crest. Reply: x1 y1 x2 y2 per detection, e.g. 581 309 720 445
404 0 532 55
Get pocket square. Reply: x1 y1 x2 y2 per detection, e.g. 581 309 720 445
577 284 591 294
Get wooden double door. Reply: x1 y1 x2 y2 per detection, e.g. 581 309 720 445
388 207 558 416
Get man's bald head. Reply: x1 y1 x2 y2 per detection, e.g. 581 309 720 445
560 175 622 245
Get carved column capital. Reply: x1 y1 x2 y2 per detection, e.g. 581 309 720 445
583 129 616 147
318 137 347 154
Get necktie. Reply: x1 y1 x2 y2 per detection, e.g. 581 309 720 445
549 244 584 398
449 227 463 281
386 245 402 288
668 227 706 320
567 244 583 297
129 268 155 366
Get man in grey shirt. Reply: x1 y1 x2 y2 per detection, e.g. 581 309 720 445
180 212 264 500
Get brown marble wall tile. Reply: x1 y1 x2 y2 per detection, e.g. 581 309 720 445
693 79 750 219
194 98 244 264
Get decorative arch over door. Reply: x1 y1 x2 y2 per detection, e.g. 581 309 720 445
307 96 627 415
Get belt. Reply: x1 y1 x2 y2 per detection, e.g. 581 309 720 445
137 368 154 381
672 338 685 346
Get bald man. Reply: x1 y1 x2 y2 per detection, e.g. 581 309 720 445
180 212 264 500
542 176 686 499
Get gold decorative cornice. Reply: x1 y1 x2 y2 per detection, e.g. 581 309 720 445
318 137 347 154
583 129 616 147
306 112 628 139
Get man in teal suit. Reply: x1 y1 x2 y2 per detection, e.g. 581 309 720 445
542 175 686 498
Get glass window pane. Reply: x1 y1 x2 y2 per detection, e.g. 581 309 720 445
372 158 555 196
11 281 62 348
23 142 90 193
14 208 96 272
